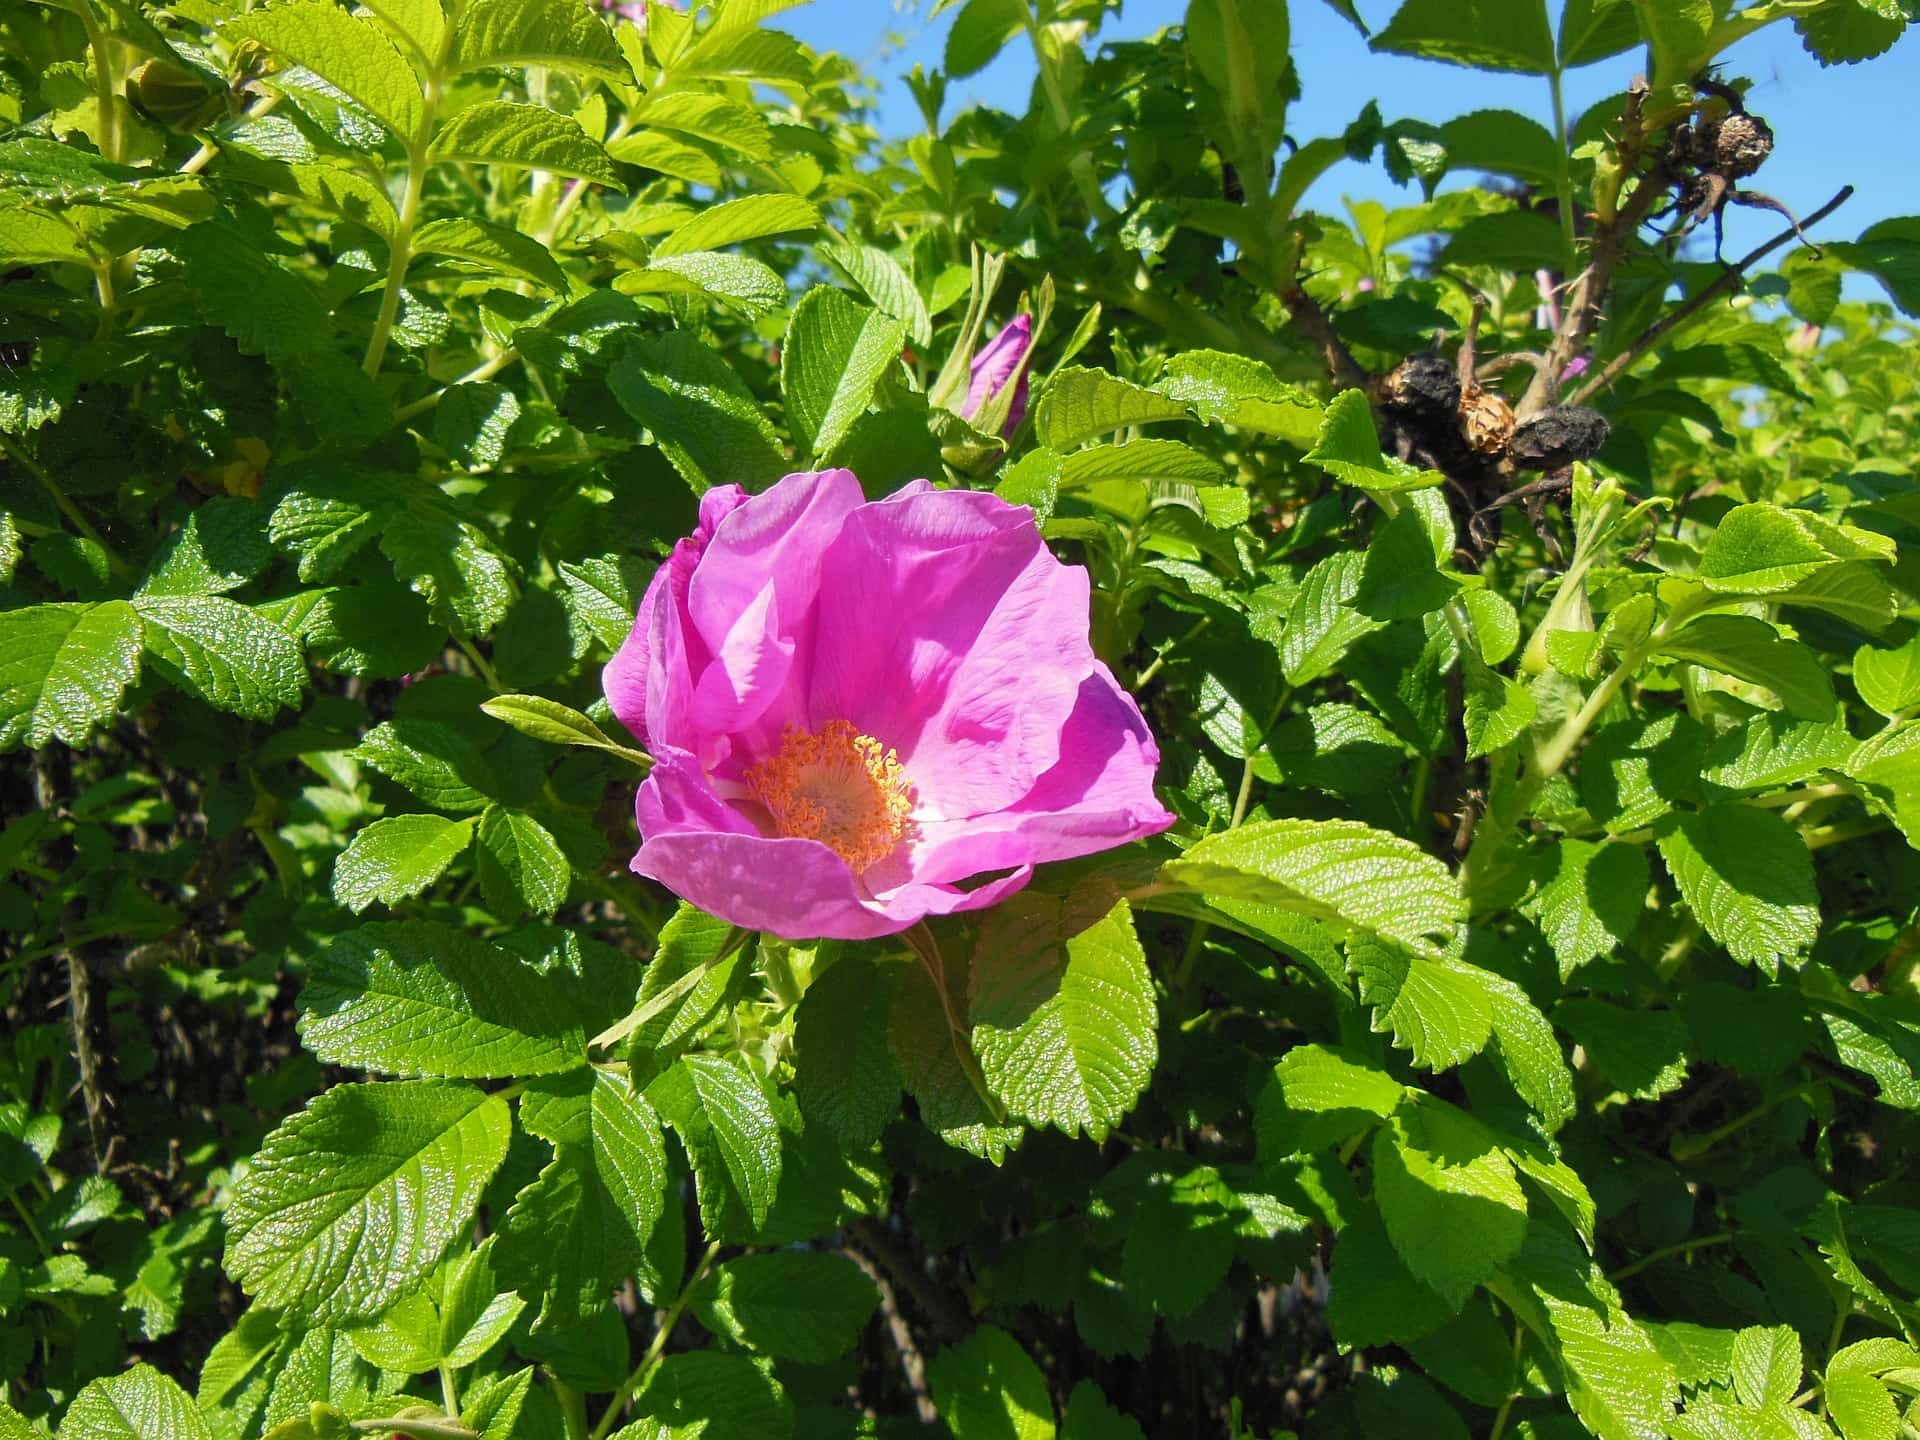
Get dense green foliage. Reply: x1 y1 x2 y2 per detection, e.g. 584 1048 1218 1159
4 0 1920 1435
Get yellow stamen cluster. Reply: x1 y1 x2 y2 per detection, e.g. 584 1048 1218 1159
744 721 914 873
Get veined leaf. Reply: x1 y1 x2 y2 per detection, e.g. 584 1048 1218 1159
61 1366 210 1440
223 1080 510 1323
331 814 474 912
447 0 630 81
645 1054 781 1241
0 602 142 751
132 595 305 720
781 286 908 461
412 216 569 292
1373 1097 1529 1309
1305 390 1443 491
1373 0 1556 72
651 193 820 259
1036 367 1193 449
1164 817 1465 951
1656 806 1819 969
227 2 423 138
428 101 624 188
298 920 587 1077
690 1252 879 1363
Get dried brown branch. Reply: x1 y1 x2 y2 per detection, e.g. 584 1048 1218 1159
1281 285 1369 393
1568 185 1853 406
843 1239 938 1424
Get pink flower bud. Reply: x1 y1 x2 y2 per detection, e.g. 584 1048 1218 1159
959 314 1033 437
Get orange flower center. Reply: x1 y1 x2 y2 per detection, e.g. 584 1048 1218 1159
744 721 914 873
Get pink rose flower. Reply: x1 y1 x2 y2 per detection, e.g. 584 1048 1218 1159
960 315 1032 437
603 469 1173 940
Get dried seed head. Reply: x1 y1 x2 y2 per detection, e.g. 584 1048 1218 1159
1378 351 1461 421
1715 112 1773 179
1459 385 1516 457
1510 406 1612 470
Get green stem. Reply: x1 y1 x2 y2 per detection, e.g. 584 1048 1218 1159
0 430 133 580
1607 1231 1733 1283
1670 1089 1798 1162
350 1420 474 1439
6 1190 50 1258
452 632 503 691
77 5 121 165
1548 68 1577 280
396 350 522 423
438 1362 460 1417
554 1383 588 1440
363 23 455 377
1484 1323 1528 1440
589 1242 723 1440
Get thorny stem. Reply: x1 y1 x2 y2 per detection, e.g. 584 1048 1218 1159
589 1241 723 1440
1568 185 1854 406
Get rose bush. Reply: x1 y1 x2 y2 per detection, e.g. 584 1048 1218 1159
3 1 1920 1437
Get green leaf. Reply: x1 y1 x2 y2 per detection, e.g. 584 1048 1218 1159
1732 1325 1802 1407
969 896 1157 1142
1349 944 1494 1071
945 0 1028 76
1482 971 1578 1134
605 127 722 186
475 806 569 918
890 947 1025 1164
447 0 629 80
1273 1044 1405 1118
1282 553 1393 689
1155 350 1323 445
1825 1369 1900 1440
793 954 900 1147
299 919 587 1077
1036 367 1193 449
1304 390 1443 492
1328 1205 1455 1349
1559 0 1641 66
61 1366 211 1440
354 718 492 812
625 251 789 319
1654 615 1836 721
1492 1226 1679 1440
1830 220 1920 317
227 1 423 137
1697 501 1888 593
1436 109 1563 186
1856 635 1920 718
411 216 568 292
619 1352 794 1439
1656 805 1820 968
651 193 820 259
428 101 623 187
224 1080 510 1323
132 595 305 720
1702 714 1857 793
690 1252 878 1362
1061 1383 1146 1440
1372 1097 1528 1309
501 1070 669 1328
1553 999 1690 1100
438 1238 525 1368
1374 0 1556 73
1581 710 1709 833
482 693 651 762
781 286 908 461
140 498 272 597
1164 817 1465 952
1463 589 1521 665
646 1054 781 1241
0 601 142 751
637 90 773 159
332 814 475 912
1439 210 1569 270
1796 0 1910 64
627 904 743 1067
822 242 933 346
608 331 788 493
930 1325 1056 1440
1521 839 1649 978
379 494 518 633
1463 662 1535 760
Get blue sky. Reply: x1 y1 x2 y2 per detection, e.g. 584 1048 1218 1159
781 0 1916 259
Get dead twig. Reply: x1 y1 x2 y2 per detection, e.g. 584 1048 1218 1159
1568 185 1853 406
